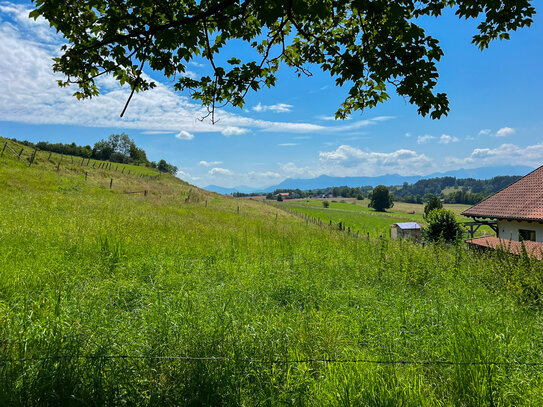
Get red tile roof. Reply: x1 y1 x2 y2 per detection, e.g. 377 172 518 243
466 236 543 260
462 166 543 221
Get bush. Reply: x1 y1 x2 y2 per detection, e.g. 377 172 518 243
424 209 463 244
322 201 330 208
423 195 443 219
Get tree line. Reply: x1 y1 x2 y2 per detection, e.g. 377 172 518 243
393 175 521 204
8 134 178 175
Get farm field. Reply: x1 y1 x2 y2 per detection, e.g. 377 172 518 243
274 199 489 237
2 139 543 405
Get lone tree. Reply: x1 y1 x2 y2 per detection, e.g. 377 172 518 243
368 185 393 212
424 195 443 219
30 1 535 120
424 208 463 244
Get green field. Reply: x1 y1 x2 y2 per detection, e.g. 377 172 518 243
274 199 488 237
2 138 543 405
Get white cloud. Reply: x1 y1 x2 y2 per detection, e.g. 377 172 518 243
0 9 345 136
253 102 293 113
318 145 432 176
221 126 248 136
175 130 194 140
293 136 311 140
417 135 436 144
495 127 515 137
247 170 282 179
209 167 233 176
405 132 412 138
478 129 491 136
278 143 297 146
199 160 222 167
439 134 459 144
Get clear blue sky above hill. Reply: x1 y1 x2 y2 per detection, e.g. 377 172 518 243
0 1 542 188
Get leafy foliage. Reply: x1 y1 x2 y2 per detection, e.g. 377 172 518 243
368 185 393 212
30 0 535 119
423 195 443 219
424 208 463 244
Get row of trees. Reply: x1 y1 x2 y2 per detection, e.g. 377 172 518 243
394 175 521 204
9 134 178 175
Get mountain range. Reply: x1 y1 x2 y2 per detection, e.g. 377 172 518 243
203 165 533 194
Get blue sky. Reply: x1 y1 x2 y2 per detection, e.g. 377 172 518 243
0 1 542 188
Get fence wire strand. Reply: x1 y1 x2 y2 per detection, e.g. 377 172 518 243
1 355 543 367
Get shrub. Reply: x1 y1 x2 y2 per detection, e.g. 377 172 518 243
322 201 330 208
423 195 443 219
424 208 463 244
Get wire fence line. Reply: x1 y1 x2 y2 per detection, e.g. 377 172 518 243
2 354 543 367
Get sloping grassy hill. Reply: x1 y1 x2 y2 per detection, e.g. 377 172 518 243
2 138 543 405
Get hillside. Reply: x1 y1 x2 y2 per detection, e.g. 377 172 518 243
2 137 543 405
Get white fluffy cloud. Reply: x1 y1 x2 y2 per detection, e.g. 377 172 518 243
175 130 194 140
253 103 293 113
199 160 223 167
0 5 348 135
495 127 515 137
439 134 459 144
221 126 248 136
417 135 436 144
209 167 233 176
478 129 491 136
318 145 432 176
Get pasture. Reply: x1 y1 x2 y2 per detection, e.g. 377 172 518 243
1 139 543 405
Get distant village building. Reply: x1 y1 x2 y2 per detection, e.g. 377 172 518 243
462 166 543 259
390 222 422 241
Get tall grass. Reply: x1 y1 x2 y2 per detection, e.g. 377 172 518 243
1 146 543 405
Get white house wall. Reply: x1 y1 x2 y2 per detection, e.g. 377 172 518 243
497 220 543 243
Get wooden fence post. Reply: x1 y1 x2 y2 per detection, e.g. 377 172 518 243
110 179 113 189
205 200 207 208
144 190 148 196
17 148 24 161
48 151 52 160
28 148 38 167
85 172 88 181
237 206 240 214
122 167 125 174
81 158 84 165
1 142 6 157
57 161 60 171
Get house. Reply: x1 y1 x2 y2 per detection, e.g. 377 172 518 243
462 166 543 258
390 222 422 240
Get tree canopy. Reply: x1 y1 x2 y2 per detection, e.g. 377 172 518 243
368 185 393 212
30 0 535 120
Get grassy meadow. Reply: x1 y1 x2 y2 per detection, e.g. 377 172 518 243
2 138 543 405
274 198 487 237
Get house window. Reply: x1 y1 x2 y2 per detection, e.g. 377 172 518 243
519 229 536 241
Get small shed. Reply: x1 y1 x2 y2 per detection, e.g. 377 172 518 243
390 222 422 240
